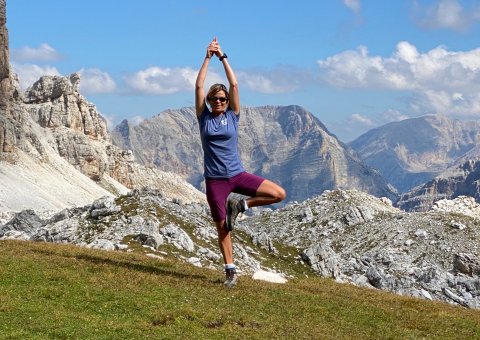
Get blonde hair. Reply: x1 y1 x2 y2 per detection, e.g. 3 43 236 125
206 83 229 102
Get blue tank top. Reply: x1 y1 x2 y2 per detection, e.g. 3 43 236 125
198 106 244 178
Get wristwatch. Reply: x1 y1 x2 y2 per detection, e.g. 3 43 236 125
219 53 228 61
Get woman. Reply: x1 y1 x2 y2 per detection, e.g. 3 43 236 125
195 37 286 288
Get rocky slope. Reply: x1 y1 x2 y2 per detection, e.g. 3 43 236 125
237 189 480 309
349 114 480 193
112 105 397 203
21 73 205 200
0 189 300 283
397 159 480 211
2 188 479 308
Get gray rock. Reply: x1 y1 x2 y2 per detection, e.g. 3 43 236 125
160 223 194 252
302 207 314 222
134 233 164 249
187 257 202 267
0 209 44 237
0 230 30 240
301 243 341 279
90 196 121 218
451 221 467 230
415 229 427 238
197 247 221 262
238 188 480 308
252 232 277 253
87 239 115 251
453 253 480 276
443 287 468 307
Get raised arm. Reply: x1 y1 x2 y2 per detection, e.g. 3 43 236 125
195 43 215 117
214 39 240 114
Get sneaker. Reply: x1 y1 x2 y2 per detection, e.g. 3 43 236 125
226 198 243 231
224 268 237 288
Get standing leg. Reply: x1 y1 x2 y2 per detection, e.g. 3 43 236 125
215 219 233 264
205 178 238 287
215 219 237 288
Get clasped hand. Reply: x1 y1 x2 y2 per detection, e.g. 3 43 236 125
206 37 223 59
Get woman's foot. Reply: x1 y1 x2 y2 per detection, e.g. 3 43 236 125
224 267 237 288
226 198 245 231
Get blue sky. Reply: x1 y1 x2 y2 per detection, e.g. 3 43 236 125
7 0 480 141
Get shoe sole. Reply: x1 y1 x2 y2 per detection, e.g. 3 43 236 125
226 201 237 231
224 279 237 288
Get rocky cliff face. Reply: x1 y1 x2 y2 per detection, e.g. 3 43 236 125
20 73 205 202
0 0 10 112
24 73 110 140
112 105 397 203
349 114 480 193
0 0 18 161
0 72 206 210
21 73 129 185
0 1 205 211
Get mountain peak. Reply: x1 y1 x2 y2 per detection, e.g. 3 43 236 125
349 114 480 192
112 105 397 203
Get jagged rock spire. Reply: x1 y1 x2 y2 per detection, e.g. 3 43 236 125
0 0 11 113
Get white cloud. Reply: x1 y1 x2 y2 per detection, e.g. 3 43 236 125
237 72 291 94
342 0 361 14
381 109 409 122
11 63 61 90
452 92 464 101
78 68 116 94
123 66 203 95
11 43 62 62
412 0 480 32
331 109 412 142
411 90 480 116
130 115 145 126
237 67 309 94
317 41 480 116
123 65 307 96
348 113 374 126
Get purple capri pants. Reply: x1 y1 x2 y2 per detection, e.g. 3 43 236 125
205 171 265 222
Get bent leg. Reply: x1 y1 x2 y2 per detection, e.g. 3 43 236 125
247 179 286 208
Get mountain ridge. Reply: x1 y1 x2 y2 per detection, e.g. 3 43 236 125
112 105 397 204
349 114 480 193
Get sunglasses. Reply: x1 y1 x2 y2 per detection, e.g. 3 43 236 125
208 96 228 103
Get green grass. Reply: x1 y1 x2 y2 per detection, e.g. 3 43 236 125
1 240 480 339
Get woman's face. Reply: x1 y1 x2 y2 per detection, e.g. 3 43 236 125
208 90 229 114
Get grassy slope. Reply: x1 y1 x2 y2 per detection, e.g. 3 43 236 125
1 240 479 339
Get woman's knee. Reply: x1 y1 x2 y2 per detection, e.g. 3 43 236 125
215 220 227 234
275 187 286 202
269 184 286 202
257 180 286 202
